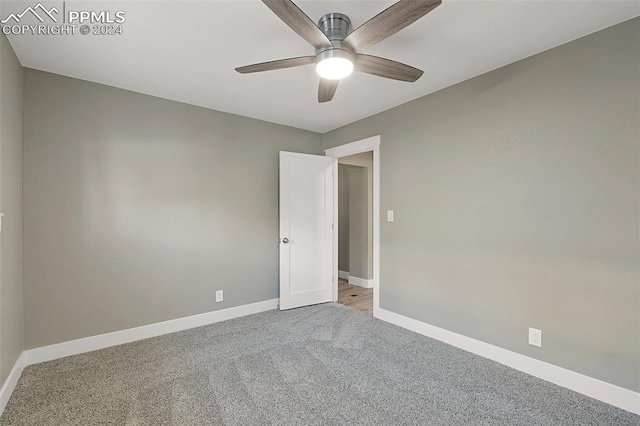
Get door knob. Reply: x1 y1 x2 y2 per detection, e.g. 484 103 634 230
282 237 289 244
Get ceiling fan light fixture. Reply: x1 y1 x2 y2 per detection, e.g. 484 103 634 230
315 49 354 80
237 0 439 102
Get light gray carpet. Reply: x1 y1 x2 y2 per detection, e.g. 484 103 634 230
1 303 637 425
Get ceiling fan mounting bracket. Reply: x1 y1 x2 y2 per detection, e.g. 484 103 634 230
317 12 352 42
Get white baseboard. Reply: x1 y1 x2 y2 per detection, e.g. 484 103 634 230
338 270 350 280
376 308 640 415
7 301 637 416
348 275 373 289
0 352 26 415
25 298 279 366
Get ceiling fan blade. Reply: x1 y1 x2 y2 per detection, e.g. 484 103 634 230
343 0 441 52
262 0 333 49
235 56 315 74
318 78 338 103
355 54 423 82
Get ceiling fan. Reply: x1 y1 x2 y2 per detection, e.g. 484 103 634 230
235 0 442 103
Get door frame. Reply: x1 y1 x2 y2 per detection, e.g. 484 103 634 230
325 135 381 317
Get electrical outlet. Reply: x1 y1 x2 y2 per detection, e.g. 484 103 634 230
216 290 223 303
528 327 542 348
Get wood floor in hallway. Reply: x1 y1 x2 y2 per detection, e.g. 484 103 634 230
337 279 373 315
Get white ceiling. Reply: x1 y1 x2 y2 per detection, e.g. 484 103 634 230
4 0 639 133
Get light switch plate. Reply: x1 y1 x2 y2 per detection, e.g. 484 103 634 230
0 213 4 232
387 210 394 222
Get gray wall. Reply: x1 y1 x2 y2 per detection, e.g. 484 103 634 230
23 69 322 349
339 152 373 280
338 165 368 279
322 18 640 392
0 34 24 386
338 164 350 272
347 167 369 280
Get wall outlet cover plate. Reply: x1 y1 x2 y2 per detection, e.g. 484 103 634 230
529 327 542 347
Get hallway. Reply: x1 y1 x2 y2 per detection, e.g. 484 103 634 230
337 279 373 315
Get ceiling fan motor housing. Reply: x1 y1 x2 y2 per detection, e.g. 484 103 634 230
316 13 355 64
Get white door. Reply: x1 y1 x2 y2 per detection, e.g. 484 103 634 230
279 151 335 310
